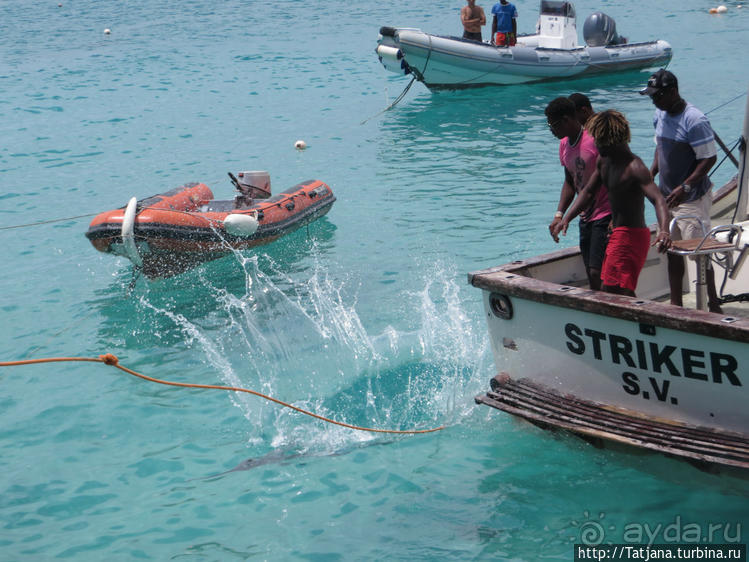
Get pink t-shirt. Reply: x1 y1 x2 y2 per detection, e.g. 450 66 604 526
559 130 611 222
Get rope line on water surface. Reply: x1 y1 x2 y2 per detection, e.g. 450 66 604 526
0 212 99 231
360 76 417 125
0 355 446 435
704 91 747 116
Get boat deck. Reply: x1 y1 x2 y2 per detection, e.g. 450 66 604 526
672 292 749 319
476 374 749 471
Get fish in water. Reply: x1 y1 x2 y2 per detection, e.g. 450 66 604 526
201 439 395 480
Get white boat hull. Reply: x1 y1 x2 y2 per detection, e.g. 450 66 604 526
479 282 747 433
470 176 749 438
377 28 673 88
469 86 749 468
470 172 749 466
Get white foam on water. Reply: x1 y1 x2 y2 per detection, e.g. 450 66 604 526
137 246 492 454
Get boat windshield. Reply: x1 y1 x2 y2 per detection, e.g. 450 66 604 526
540 0 576 18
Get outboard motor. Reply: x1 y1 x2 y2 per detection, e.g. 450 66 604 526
230 170 272 208
583 12 625 47
237 171 271 199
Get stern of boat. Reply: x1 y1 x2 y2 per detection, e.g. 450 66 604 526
375 27 412 76
469 242 749 435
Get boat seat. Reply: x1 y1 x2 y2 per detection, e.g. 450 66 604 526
669 234 739 254
670 222 743 258
669 218 743 262
669 222 745 310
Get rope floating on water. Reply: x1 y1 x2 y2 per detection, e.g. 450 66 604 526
361 76 417 125
0 354 446 435
705 91 747 116
0 212 99 231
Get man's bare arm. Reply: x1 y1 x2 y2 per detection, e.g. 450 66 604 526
633 158 671 252
665 155 716 207
650 146 659 179
553 165 603 239
549 169 577 242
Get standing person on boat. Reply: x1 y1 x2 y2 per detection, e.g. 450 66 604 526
461 0 486 42
640 69 722 312
546 97 612 290
569 92 595 126
553 110 672 297
490 0 517 46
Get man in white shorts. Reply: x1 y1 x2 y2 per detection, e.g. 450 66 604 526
641 69 721 312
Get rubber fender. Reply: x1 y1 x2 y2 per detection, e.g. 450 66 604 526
224 213 259 237
121 196 143 267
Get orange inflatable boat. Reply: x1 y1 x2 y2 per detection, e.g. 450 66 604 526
85 172 335 278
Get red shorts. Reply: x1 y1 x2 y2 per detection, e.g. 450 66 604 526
495 32 516 46
601 227 651 292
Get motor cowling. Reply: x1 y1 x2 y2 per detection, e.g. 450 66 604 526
583 12 624 47
237 171 271 199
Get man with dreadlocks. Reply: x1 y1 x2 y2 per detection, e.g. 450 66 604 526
552 110 672 296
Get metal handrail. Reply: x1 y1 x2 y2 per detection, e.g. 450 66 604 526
669 217 743 254
668 214 706 238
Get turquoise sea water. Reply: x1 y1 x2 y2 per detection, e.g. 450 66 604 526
2 1 748 559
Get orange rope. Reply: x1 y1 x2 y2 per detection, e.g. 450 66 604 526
0 354 445 435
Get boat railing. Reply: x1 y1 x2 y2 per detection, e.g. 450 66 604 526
669 214 708 239
530 40 662 52
715 221 749 280
602 40 666 49
669 219 743 254
669 220 746 310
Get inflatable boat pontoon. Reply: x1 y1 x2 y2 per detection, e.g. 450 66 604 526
376 1 672 89
86 172 335 278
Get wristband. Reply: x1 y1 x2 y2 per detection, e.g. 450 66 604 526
554 211 563 219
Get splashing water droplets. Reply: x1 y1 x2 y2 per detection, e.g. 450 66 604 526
135 248 491 450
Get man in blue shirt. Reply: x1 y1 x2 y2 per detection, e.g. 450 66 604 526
640 69 721 312
491 0 517 46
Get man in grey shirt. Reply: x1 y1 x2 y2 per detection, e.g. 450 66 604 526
641 69 721 313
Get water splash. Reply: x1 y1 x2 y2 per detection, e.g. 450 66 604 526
136 246 491 452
